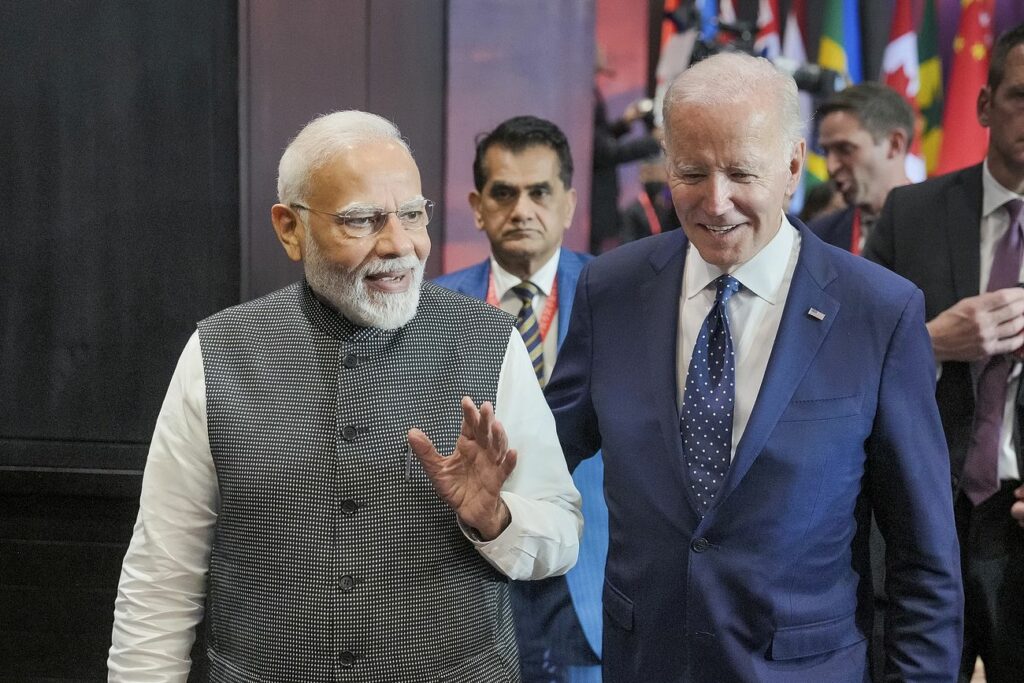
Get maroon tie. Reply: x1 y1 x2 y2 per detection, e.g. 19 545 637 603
963 198 1024 505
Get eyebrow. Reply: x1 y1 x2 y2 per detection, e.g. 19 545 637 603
337 196 426 213
489 181 553 192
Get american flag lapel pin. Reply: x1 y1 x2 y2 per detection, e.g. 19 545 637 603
807 307 826 321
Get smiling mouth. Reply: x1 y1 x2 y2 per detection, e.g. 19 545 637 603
700 223 742 234
365 270 411 292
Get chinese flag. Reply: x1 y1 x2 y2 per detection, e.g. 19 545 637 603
936 0 995 175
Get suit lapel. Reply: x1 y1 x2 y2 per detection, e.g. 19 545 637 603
947 165 984 301
640 232 695 509
716 224 839 506
555 248 585 350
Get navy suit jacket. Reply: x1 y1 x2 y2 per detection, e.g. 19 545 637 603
808 206 855 252
435 247 606 672
545 222 963 681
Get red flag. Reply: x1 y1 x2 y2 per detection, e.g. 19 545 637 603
936 0 995 175
881 0 925 181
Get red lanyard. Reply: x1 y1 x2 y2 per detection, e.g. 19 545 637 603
638 191 663 235
486 275 559 341
850 207 862 256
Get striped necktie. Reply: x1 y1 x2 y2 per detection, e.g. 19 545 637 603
511 281 545 385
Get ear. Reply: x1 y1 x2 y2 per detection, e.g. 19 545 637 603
785 139 806 198
271 204 305 262
977 85 993 128
887 128 909 158
468 190 485 231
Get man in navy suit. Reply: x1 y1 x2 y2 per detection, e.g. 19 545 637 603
546 52 963 681
864 24 1024 682
435 116 602 682
809 82 914 255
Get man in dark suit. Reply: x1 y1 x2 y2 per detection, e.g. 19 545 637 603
863 24 1024 683
435 116 601 683
809 82 914 254
546 51 963 681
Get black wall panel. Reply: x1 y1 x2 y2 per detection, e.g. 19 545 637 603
0 1 239 679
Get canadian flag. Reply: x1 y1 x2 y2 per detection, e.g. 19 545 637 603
880 0 925 182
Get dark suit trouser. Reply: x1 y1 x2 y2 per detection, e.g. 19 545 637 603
955 481 1024 683
511 577 599 683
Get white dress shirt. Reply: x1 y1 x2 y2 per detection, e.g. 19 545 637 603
108 327 581 681
490 251 560 383
677 213 802 458
980 161 1024 481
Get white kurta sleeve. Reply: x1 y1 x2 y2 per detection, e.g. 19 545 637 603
108 331 218 682
467 330 583 580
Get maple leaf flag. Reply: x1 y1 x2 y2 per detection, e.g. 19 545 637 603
881 0 925 181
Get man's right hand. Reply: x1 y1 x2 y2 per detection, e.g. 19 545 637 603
927 288 1024 362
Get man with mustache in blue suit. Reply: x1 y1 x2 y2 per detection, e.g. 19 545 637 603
436 115 602 683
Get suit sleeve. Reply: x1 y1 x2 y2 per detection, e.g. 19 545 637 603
545 261 602 473
866 289 963 681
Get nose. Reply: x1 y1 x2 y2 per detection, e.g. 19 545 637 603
825 149 842 177
701 174 733 216
510 191 534 222
373 213 415 257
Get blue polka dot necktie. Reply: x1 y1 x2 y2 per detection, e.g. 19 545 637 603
681 274 741 514
511 281 545 386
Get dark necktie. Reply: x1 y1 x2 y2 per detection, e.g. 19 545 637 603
511 281 545 385
963 198 1024 505
681 274 742 514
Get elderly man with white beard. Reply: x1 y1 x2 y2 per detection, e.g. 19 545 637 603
108 111 582 683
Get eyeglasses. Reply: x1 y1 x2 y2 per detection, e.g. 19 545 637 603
290 199 434 239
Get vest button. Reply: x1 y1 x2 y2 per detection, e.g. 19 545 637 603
342 425 358 441
691 537 710 553
343 353 359 368
339 574 355 592
341 499 358 515
338 651 355 668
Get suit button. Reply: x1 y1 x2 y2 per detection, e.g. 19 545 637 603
343 353 359 368
338 651 355 668
339 575 355 592
691 537 710 553
341 499 358 515
342 425 358 441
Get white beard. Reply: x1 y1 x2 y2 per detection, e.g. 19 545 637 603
303 239 424 330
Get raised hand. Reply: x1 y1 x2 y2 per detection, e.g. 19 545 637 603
408 397 518 541
926 287 1024 362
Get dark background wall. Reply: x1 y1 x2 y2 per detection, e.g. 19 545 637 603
0 2 239 679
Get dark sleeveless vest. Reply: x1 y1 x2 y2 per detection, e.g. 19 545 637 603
196 281 519 682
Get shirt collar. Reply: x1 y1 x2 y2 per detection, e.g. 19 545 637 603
684 212 796 305
982 159 1024 218
490 249 561 298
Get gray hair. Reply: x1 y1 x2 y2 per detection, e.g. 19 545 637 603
663 52 804 152
276 110 411 206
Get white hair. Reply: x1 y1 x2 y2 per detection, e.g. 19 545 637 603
663 52 804 151
277 110 411 206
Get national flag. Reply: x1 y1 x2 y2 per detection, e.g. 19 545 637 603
880 0 925 181
782 0 814 212
936 0 994 175
819 0 863 85
917 0 945 176
754 0 781 60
